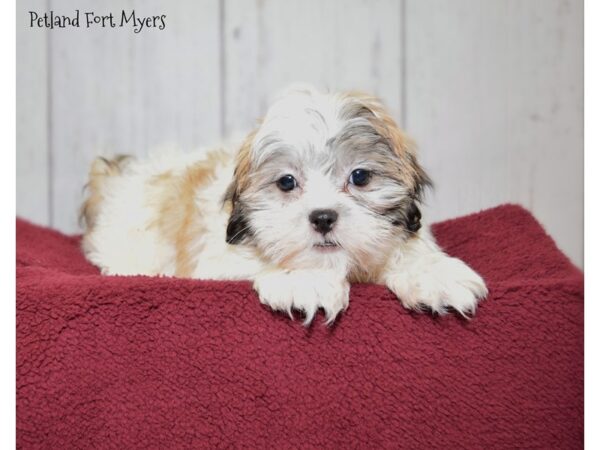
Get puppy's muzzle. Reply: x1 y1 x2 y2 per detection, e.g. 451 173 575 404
309 209 338 235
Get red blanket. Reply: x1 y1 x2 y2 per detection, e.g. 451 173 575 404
16 204 583 449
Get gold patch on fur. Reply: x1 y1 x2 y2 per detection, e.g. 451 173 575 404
147 150 230 278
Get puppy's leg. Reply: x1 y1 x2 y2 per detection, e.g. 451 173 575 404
253 269 350 325
382 227 487 315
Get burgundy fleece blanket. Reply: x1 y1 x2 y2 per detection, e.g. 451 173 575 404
16 204 583 449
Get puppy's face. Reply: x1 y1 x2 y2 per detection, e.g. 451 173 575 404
225 87 430 276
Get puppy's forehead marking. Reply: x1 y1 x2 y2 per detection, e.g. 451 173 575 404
251 90 401 179
305 108 327 129
253 91 345 158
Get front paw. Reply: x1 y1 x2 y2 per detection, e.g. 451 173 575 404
253 270 350 325
385 255 488 316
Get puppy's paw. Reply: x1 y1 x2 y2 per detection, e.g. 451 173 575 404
253 270 350 325
385 255 487 316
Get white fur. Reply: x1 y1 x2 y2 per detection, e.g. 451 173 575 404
381 226 488 315
83 86 487 324
254 269 350 325
83 147 265 279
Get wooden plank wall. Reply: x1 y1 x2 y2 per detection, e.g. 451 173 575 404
16 0 49 226
16 0 583 266
405 0 583 267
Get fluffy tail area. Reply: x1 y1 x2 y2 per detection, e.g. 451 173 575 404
80 155 133 230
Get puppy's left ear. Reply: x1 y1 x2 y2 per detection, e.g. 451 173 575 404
349 92 432 199
348 92 431 234
223 130 256 245
406 153 432 202
405 201 422 233
392 139 430 235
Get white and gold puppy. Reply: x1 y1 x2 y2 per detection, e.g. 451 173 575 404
81 86 487 324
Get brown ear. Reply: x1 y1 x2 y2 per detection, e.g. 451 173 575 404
406 153 432 202
369 105 431 200
345 91 432 200
223 129 257 244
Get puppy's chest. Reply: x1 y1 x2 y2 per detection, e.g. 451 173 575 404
348 265 384 284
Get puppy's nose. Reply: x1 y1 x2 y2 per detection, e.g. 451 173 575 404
309 209 338 234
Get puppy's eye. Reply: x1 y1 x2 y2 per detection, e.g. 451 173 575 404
276 174 297 192
349 169 371 186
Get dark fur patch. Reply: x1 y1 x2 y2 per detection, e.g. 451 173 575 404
225 202 251 244
404 202 422 233
223 180 252 245
388 200 422 234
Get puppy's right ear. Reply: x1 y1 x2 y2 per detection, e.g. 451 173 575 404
225 198 250 244
224 179 251 244
223 130 256 245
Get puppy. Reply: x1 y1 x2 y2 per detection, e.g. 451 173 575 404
81 86 487 324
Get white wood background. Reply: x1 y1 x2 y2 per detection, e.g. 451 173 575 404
17 0 583 266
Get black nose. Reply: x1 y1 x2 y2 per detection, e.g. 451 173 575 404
309 209 338 234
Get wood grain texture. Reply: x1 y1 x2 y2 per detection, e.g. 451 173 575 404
16 0 583 266
17 0 49 225
405 0 583 265
48 0 221 232
223 0 402 134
